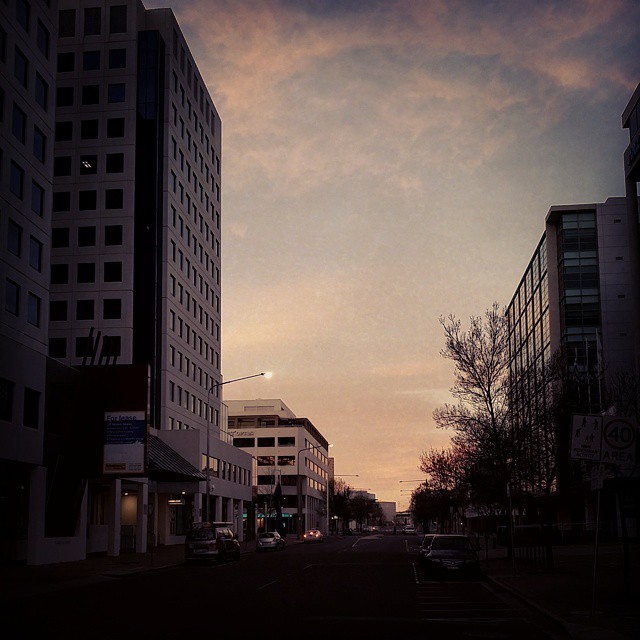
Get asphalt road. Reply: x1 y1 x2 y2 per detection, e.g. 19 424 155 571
7 534 568 639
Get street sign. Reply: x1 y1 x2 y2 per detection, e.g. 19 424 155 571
570 414 602 461
571 414 637 467
601 417 636 466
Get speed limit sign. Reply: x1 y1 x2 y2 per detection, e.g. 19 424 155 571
601 418 637 465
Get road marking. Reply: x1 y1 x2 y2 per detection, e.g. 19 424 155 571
257 579 278 590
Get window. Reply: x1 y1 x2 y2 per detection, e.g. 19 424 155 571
79 154 97 174
50 263 69 284
29 236 42 271
56 86 73 107
52 191 71 212
84 7 101 36
103 298 121 319
257 437 275 447
49 300 67 321
278 456 296 466
52 227 69 248
107 83 125 103
33 127 46 163
57 52 74 72
10 162 24 198
58 9 75 37
233 437 255 447
16 0 30 32
75 336 94 358
106 153 124 173
108 48 126 69
105 189 123 209
257 456 275 466
78 226 96 246
27 292 40 326
77 263 95 283
5 279 20 315
76 299 94 320
107 117 124 137
23 388 39 429
7 220 22 256
83 51 100 71
81 85 99 105
80 119 98 139
0 378 15 422
104 225 123 245
36 20 49 58
79 190 97 210
278 436 296 447
14 47 28 87
35 73 48 110
31 181 44 217
54 156 72 176
55 121 72 141
104 261 122 282
109 5 127 33
48 338 67 358
12 103 27 142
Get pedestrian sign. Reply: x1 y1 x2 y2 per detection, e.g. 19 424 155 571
571 414 637 466
570 414 602 461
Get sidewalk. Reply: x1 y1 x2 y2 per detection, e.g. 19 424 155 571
1 537 638 639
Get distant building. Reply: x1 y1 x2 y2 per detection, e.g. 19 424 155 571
377 501 397 524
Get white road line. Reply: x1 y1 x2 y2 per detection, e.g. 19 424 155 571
257 579 278 590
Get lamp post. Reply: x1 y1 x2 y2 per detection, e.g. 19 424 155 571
296 442 331 539
204 371 271 523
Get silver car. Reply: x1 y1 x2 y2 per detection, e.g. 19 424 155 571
257 531 286 551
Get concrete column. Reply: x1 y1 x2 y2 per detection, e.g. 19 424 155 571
236 500 244 541
26 466 46 565
214 495 222 522
136 480 148 553
107 478 122 557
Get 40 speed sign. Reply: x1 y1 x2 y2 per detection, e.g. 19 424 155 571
601 417 636 465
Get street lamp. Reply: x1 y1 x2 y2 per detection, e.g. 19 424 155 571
296 442 332 539
204 372 271 522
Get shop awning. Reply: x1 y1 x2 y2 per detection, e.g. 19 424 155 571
147 435 206 481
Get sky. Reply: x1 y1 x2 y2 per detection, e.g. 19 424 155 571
147 0 640 510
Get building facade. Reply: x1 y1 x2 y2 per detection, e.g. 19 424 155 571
226 399 331 536
1 0 252 565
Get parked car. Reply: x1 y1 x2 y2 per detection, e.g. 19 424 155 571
303 528 324 543
420 534 480 577
403 525 417 534
257 531 286 552
184 522 240 563
418 534 435 564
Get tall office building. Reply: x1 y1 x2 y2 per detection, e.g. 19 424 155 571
1 0 252 565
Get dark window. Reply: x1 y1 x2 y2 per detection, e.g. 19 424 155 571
108 48 126 69
34 73 48 110
75 336 94 358
233 437 255 447
257 437 275 447
14 47 28 87
49 300 68 321
80 119 98 139
79 190 97 211
57 52 74 72
79 154 97 174
103 298 121 319
84 7 101 36
48 338 67 358
77 226 96 246
52 191 71 212
278 436 296 447
54 156 72 176
76 299 94 320
105 189 123 209
51 227 69 248
37 20 50 58
104 261 122 282
81 84 99 105
107 117 124 137
107 83 125 103
10 162 24 198
104 225 123 245
31 182 44 217
83 50 100 71
16 0 30 32
55 121 72 141
56 86 74 107
58 9 75 37
5 279 20 315
109 5 127 33
23 388 40 429
33 127 46 163
29 236 42 271
12 103 27 142
27 292 40 326
106 153 124 173
7 219 22 256
0 26 5 63
50 263 69 284
77 263 95 283
0 378 15 422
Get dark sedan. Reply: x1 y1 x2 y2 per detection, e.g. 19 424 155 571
420 534 480 577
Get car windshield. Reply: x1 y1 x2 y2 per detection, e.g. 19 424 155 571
431 536 472 551
259 533 275 539
187 528 215 541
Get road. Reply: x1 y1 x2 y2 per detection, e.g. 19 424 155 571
5 534 567 639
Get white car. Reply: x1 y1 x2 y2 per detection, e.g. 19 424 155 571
257 531 286 551
403 525 417 534
303 528 324 543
